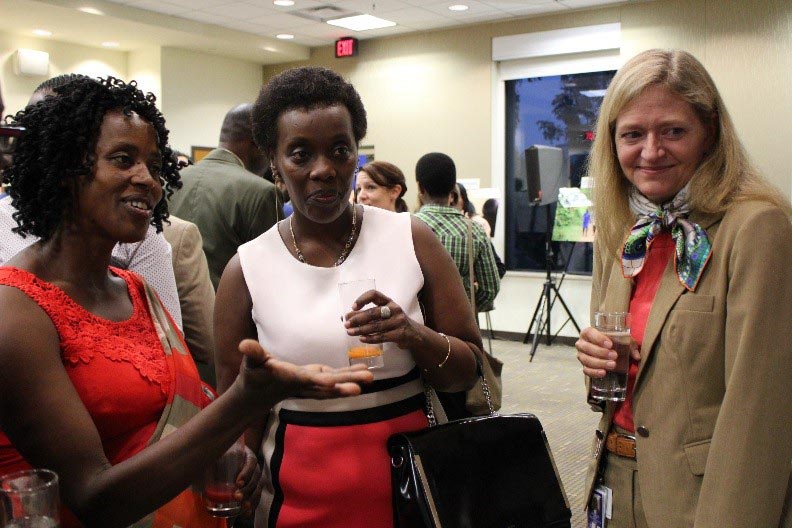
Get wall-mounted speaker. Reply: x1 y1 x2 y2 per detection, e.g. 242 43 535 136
14 49 49 77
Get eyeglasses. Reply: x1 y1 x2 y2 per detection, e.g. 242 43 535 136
0 125 24 156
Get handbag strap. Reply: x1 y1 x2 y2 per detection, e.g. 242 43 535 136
466 217 476 311
423 356 495 427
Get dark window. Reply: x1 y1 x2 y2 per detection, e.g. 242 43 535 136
504 70 615 274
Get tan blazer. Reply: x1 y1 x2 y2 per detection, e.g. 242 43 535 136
162 216 215 373
585 200 792 528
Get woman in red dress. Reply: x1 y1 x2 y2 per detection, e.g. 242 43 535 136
0 76 372 527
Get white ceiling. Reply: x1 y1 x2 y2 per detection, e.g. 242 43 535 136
0 0 638 64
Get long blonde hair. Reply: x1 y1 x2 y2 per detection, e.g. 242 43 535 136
589 49 791 255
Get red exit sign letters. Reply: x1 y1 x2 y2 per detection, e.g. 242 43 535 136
335 37 358 58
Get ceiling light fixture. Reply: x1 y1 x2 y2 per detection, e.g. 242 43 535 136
326 14 396 32
262 46 278 52
78 7 104 15
273 0 294 6
276 34 294 40
448 4 469 11
101 41 119 47
33 29 53 37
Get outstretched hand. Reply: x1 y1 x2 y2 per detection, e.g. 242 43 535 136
237 339 374 402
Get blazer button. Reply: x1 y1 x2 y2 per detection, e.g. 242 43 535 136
637 426 649 437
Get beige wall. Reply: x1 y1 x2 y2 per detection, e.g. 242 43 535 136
0 31 126 113
263 0 792 337
160 47 263 156
128 45 161 103
0 35 263 160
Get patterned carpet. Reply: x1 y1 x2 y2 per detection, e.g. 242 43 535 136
490 338 599 528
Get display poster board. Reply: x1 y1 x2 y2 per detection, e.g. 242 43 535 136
551 177 594 242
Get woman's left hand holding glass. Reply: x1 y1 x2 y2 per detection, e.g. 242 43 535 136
343 289 418 349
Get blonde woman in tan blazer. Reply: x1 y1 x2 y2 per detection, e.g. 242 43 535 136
576 49 792 528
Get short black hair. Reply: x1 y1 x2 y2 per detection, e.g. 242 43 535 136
4 76 180 240
415 152 456 198
252 66 367 154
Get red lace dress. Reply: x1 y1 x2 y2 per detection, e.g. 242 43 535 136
0 266 172 526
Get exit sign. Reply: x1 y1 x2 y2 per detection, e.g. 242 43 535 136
335 37 358 58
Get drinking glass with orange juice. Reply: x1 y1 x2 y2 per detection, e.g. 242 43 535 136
338 278 384 369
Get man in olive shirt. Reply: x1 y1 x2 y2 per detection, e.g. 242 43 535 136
169 104 278 289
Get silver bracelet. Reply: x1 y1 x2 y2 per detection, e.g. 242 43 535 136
437 332 452 368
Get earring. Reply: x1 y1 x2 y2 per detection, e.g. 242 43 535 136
270 164 281 183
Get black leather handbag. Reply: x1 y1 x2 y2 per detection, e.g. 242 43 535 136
388 379 571 528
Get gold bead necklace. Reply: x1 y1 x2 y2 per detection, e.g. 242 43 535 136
289 205 358 267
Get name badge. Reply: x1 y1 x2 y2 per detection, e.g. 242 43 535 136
588 485 613 527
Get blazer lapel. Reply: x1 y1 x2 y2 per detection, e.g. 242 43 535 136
601 258 632 313
635 259 685 385
634 209 723 387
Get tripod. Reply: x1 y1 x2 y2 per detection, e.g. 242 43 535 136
522 204 581 361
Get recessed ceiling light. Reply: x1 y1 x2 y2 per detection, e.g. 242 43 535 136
262 46 278 52
78 7 104 15
273 0 294 6
448 4 469 11
276 34 294 40
326 14 396 31
33 29 53 37
101 41 119 48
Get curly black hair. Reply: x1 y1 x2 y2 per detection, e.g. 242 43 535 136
2 76 180 240
252 66 367 154
33 73 90 95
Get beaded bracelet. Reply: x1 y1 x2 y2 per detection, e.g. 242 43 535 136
437 332 452 368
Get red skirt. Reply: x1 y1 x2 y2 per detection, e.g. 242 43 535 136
259 382 428 528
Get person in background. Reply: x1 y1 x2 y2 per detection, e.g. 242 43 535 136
0 75 372 527
214 66 479 527
0 73 183 328
355 160 409 213
576 49 792 527
451 182 505 279
168 103 279 289
414 153 500 420
415 153 500 313
162 213 216 385
164 149 216 384
172 149 194 167
481 198 499 236
452 182 491 236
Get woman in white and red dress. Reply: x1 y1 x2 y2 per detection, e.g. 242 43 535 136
214 67 481 528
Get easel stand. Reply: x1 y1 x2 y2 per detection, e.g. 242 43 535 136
523 204 581 361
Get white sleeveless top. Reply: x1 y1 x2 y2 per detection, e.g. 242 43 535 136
238 205 424 386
